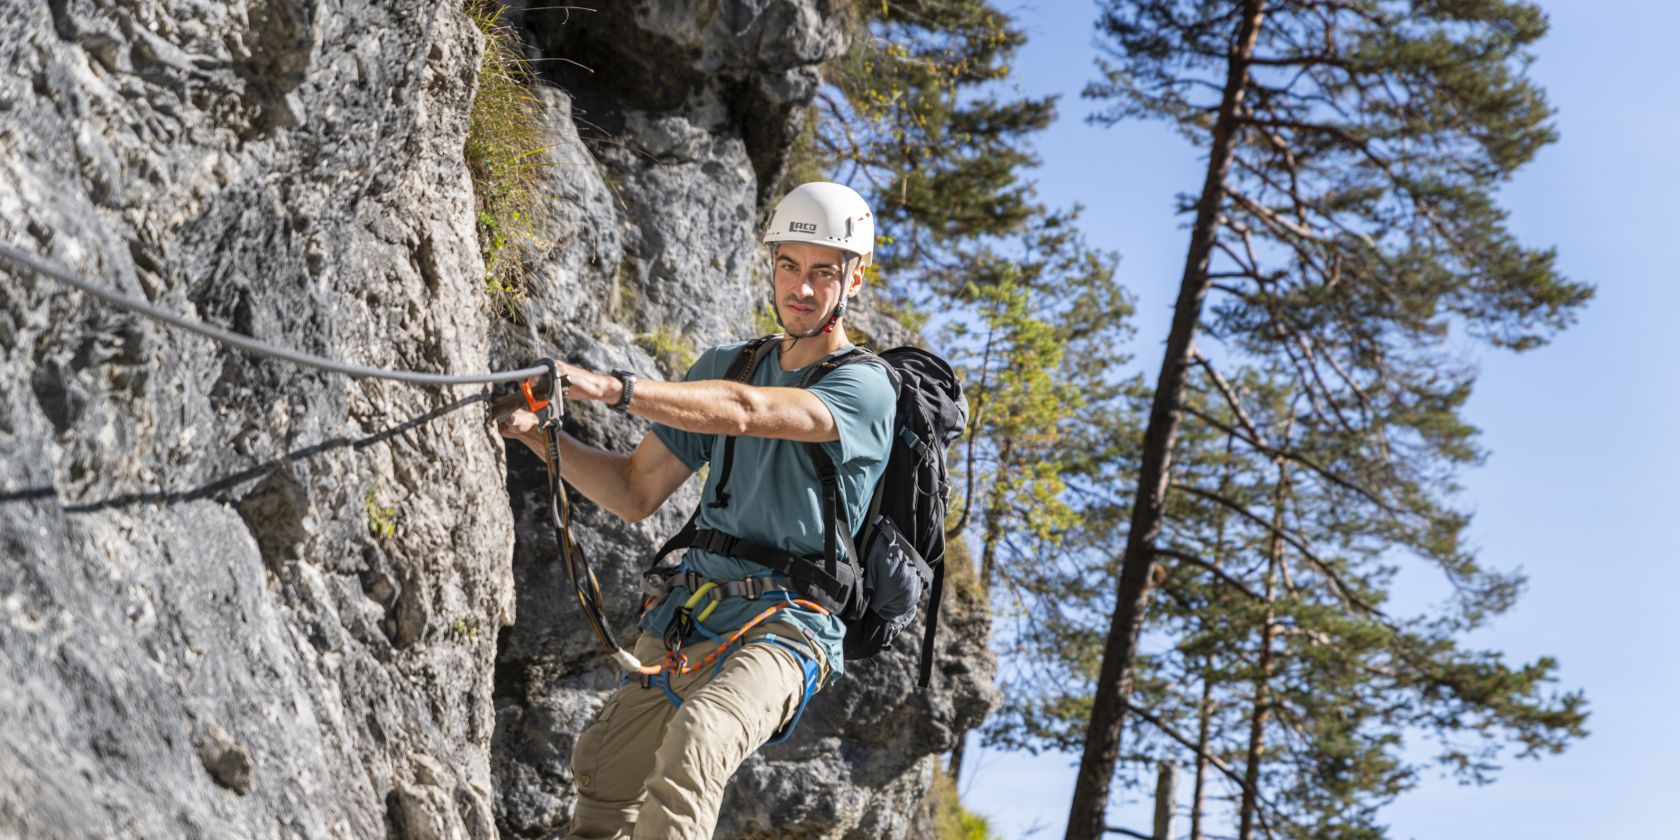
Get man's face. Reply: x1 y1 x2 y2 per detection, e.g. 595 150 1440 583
773 242 863 333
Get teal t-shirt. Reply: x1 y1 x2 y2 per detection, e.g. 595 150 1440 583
646 339 897 680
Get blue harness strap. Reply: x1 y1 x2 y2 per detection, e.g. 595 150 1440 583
624 669 687 709
628 566 826 744
760 633 822 746
620 630 824 745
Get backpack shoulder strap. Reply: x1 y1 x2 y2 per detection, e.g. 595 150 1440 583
917 563 943 687
800 439 865 619
721 333 779 382
708 334 781 510
798 345 900 394
795 346 897 620
644 506 700 584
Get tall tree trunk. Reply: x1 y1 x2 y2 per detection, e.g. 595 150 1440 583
978 439 1012 590
1239 464 1289 840
1063 3 1268 837
1189 672 1214 840
952 438 1014 783
1193 431 1238 840
949 734 968 784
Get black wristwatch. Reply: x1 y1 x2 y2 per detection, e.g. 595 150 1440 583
609 368 638 412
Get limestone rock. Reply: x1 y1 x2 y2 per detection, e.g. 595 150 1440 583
195 723 255 796
1 2 507 836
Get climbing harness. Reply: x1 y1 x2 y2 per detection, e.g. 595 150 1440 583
628 564 829 743
630 595 828 683
625 623 824 746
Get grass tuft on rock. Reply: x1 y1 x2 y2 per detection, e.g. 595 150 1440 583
635 327 699 378
463 0 551 319
363 485 397 542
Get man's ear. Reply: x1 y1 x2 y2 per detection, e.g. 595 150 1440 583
847 256 870 298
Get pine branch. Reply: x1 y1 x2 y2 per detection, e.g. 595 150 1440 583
1188 352 1270 448
1168 481 1382 620
1124 702 1282 840
1153 547 1264 602
1181 402 1401 520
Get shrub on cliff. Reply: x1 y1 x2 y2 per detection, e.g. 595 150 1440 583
463 0 551 318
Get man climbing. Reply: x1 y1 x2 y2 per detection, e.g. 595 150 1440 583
498 182 897 840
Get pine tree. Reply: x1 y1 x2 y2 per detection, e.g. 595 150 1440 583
1063 3 1592 835
1016 364 1584 837
809 1 1054 286
943 264 1081 782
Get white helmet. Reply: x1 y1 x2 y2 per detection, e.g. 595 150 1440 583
763 182 876 337
763 181 874 258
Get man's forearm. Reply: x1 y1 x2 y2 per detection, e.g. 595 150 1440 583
626 378 838 443
562 363 835 443
628 379 757 437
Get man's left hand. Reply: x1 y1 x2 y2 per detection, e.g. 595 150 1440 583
547 363 622 405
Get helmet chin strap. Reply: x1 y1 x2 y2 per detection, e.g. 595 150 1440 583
821 297 848 335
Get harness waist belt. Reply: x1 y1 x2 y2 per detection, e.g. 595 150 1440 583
665 528 855 616
642 570 799 602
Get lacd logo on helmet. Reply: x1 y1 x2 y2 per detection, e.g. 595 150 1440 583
789 221 818 234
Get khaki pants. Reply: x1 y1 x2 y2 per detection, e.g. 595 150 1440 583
565 623 824 840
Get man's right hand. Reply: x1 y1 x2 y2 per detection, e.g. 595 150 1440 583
497 408 549 465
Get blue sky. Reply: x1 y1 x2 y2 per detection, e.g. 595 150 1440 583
959 1 1680 837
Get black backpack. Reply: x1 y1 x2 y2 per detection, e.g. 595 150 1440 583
645 336 967 686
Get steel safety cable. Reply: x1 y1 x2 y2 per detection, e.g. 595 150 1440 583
3 238 662 673
0 239 548 386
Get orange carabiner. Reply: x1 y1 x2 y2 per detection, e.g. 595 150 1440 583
522 378 550 413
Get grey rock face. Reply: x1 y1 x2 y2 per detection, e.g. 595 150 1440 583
1 2 507 837
1 1 999 838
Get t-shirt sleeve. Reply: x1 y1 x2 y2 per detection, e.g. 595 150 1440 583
650 348 727 471
808 361 897 468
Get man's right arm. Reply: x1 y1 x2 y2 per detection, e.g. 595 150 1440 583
498 412 693 523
